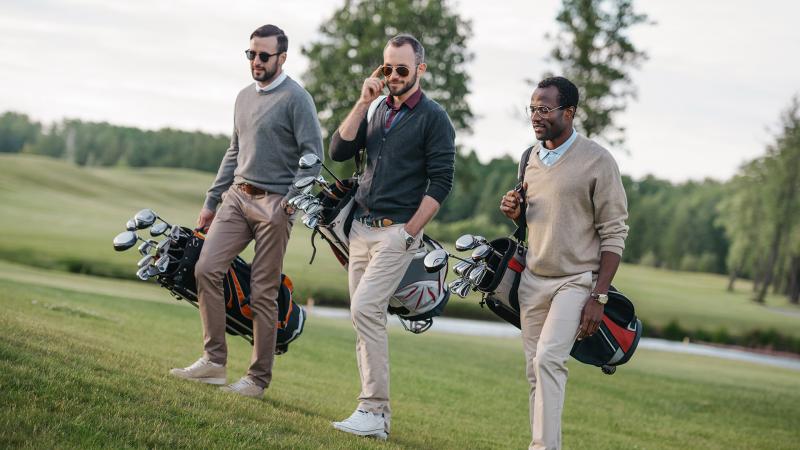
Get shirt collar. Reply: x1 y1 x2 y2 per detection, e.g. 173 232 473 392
255 71 288 94
386 88 423 111
542 128 577 156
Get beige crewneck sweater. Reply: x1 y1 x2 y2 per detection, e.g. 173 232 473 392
522 134 629 277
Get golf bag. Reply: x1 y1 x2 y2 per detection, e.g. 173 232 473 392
469 237 641 374
299 179 450 334
157 228 306 354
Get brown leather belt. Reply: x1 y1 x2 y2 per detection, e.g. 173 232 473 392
237 183 266 196
356 217 394 228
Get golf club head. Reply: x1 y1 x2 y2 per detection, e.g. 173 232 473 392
146 265 160 277
315 175 328 185
288 195 301 208
149 222 169 237
126 219 137 231
471 244 493 261
423 249 449 273
468 263 487 286
133 209 157 230
136 266 150 281
169 224 183 241
156 239 170 256
453 260 474 277
456 280 472 297
138 241 154 256
302 214 318 229
299 153 322 169
137 254 153 268
113 231 138 251
301 184 314 195
155 255 170 273
294 176 317 189
306 202 323 216
455 234 478 252
474 235 487 244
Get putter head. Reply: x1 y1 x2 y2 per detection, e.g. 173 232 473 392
423 249 449 273
471 244 492 261
136 266 150 281
133 209 157 230
137 254 153 268
113 231 138 251
155 255 170 273
298 153 322 169
150 222 168 237
126 219 137 231
455 234 478 252
294 176 317 189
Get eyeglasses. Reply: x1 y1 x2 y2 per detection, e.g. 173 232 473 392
527 105 566 118
381 65 415 77
245 50 282 63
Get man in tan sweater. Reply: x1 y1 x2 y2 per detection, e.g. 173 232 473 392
500 76 629 450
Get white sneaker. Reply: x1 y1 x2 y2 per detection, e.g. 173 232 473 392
332 409 388 440
219 376 264 399
169 357 226 385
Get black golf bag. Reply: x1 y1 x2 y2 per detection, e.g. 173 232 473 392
158 228 306 354
299 178 450 334
470 237 642 374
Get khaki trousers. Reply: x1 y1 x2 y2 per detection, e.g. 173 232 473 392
518 269 595 450
347 221 420 433
195 186 293 388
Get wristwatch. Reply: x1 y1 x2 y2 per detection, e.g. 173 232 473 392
402 229 415 249
590 292 608 305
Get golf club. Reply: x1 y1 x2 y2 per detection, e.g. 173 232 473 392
150 222 169 237
298 154 342 184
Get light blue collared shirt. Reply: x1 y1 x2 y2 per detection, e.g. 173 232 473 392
539 128 577 166
255 71 288 94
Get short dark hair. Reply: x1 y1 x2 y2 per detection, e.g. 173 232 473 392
387 34 425 64
537 76 579 109
250 24 288 54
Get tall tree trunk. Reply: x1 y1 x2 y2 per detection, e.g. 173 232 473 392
726 266 739 292
788 256 800 304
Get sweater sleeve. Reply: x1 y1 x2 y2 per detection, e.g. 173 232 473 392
285 90 324 201
329 119 367 162
423 108 456 204
204 124 239 211
593 153 629 255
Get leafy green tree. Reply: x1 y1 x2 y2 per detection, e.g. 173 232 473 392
0 112 41 153
301 0 473 178
542 0 650 146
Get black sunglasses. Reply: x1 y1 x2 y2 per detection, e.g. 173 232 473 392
381 65 415 77
245 50 282 63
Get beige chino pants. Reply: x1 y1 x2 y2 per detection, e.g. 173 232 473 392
347 220 421 433
518 269 595 450
195 186 293 388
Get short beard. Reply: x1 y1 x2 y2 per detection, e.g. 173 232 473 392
252 66 277 83
388 71 418 98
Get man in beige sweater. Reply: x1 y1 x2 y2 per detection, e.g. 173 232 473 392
500 76 629 450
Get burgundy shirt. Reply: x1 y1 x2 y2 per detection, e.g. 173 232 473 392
384 88 423 130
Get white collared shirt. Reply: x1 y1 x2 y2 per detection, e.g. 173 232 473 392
255 71 288 94
539 128 577 166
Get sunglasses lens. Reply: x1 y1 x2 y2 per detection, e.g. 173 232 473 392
381 66 393 77
258 52 269 63
396 66 410 77
245 50 255 60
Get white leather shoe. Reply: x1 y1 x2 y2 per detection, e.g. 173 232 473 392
169 357 226 385
332 409 388 440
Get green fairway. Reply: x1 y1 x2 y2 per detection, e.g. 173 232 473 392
1 264 798 449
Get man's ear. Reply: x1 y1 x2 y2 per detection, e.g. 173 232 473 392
417 62 427 76
279 52 287 66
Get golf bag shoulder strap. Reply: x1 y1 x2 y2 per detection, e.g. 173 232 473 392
513 145 535 242
367 95 387 124
353 96 386 177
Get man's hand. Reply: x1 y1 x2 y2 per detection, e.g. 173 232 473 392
359 65 386 105
500 182 527 220
280 198 295 215
197 207 215 232
577 296 604 340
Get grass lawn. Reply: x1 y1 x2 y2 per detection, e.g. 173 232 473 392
1 265 799 449
1 154 799 339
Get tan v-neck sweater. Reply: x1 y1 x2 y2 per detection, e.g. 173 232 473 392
523 134 629 277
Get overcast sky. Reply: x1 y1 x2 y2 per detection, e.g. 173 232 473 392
1 0 798 182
